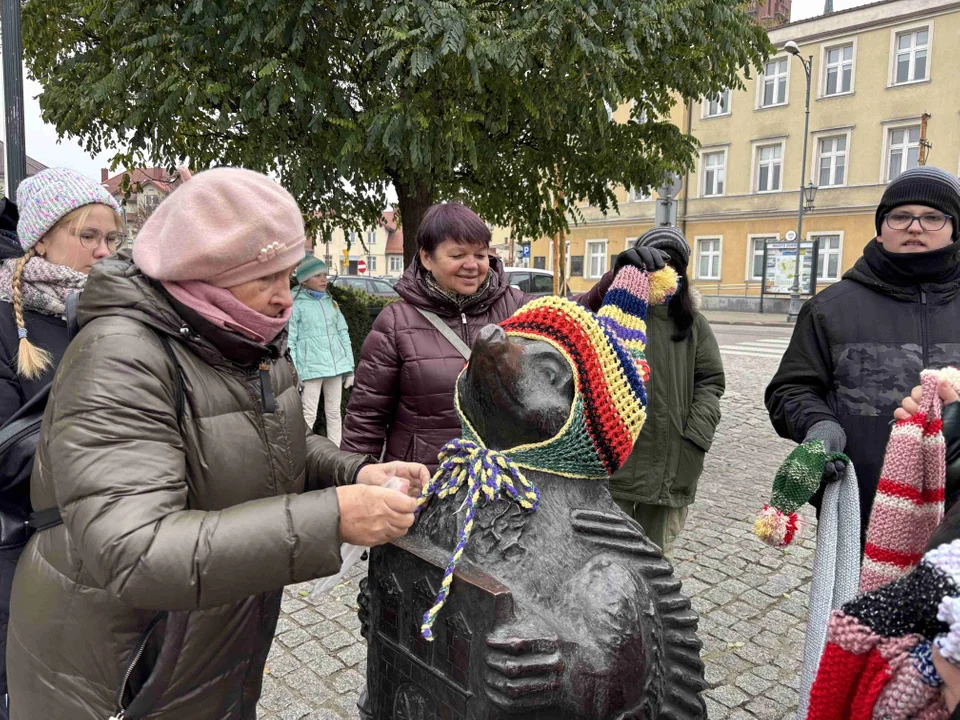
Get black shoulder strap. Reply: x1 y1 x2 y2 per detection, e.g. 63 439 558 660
155 332 185 431
65 291 81 341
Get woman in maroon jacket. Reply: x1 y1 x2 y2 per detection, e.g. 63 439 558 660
341 202 662 471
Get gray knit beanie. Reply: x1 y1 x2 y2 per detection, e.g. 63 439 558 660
875 166 960 241
635 226 690 269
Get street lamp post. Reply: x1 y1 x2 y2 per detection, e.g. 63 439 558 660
1 0 28 198
785 41 813 323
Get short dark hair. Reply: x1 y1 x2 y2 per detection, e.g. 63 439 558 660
417 202 492 255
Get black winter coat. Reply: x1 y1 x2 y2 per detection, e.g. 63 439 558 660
0 229 71 426
766 239 960 527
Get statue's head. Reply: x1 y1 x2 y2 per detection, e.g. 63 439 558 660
452 265 679 479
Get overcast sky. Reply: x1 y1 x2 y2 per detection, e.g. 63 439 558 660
2 0 876 186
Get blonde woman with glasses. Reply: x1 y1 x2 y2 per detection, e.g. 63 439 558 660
0 168 124 425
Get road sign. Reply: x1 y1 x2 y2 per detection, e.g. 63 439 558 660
521 244 530 259
785 230 797 242
357 258 367 275
342 249 349 259
655 198 678 226
657 172 683 199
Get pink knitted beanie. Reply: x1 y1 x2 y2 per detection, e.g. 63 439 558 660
133 167 305 287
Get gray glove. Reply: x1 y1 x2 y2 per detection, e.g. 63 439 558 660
804 420 847 483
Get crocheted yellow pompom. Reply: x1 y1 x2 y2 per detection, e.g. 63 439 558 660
648 266 679 306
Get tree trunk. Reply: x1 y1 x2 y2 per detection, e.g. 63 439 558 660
395 178 434 268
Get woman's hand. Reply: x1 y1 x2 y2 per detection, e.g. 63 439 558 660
933 645 960 713
336 485 418 547
894 379 960 421
356 461 430 498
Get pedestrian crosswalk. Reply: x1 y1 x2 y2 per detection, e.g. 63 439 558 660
718 336 791 360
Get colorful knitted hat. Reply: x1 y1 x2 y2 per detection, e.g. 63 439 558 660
414 265 678 640
807 538 960 720
295 254 328 283
861 368 960 594
15 168 120 251
755 441 849 547
457 265 678 479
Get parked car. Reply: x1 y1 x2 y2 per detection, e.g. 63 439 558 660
502 268 555 296
330 275 399 297
377 275 401 288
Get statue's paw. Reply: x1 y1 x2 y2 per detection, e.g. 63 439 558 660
483 628 564 710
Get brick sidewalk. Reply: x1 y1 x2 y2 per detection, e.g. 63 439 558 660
258 352 811 719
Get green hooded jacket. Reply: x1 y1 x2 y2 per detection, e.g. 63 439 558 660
609 302 725 507
289 289 354 380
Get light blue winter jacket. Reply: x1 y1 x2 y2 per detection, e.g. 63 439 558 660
289 290 355 380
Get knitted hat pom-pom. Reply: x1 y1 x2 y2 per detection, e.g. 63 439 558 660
754 505 803 548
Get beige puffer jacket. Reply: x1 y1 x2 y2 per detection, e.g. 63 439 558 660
7 254 368 719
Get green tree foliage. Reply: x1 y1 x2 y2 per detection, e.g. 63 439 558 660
23 0 770 262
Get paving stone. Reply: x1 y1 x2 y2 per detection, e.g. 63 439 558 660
706 684 749 709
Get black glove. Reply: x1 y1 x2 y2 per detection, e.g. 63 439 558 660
804 420 847 485
821 457 847 484
614 246 666 275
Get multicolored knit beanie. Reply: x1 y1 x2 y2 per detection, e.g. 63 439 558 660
861 368 960 593
806 538 960 720
755 441 849 547
415 265 678 640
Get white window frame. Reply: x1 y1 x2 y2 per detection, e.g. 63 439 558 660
888 22 933 87
585 240 609 280
702 89 732 119
880 118 923 183
629 187 652 202
812 129 852 189
750 139 787 194
807 231 845 284
819 39 857 98
366 230 377 246
699 147 728 198
389 255 403 272
756 56 790 109
694 236 722 281
746 233 780 281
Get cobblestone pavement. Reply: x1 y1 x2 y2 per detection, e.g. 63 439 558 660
259 350 812 719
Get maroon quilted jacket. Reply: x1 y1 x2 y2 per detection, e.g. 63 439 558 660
341 257 613 471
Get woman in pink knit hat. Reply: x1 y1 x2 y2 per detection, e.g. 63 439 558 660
6 167 428 719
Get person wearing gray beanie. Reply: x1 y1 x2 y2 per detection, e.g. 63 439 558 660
767 165 960 550
611 225 724 560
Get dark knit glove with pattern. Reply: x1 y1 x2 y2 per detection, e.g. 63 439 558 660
805 420 848 485
614 246 666 275
755 437 850 547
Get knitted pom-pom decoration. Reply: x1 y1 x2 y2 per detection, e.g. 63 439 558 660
754 505 804 548
648 265 679 306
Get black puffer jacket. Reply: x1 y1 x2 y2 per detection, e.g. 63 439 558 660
766 239 960 526
0 228 72 426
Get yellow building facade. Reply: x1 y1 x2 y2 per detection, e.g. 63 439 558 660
531 0 960 304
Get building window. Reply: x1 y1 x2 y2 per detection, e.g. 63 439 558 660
818 135 848 187
893 28 929 85
823 44 854 96
704 90 731 118
756 143 783 193
759 58 788 108
887 125 921 181
348 231 358 245
749 236 777 280
586 241 608 279
701 150 726 197
533 256 546 270
570 256 584 277
696 238 721 280
814 234 842 282
369 257 377 272
389 255 403 272
366 230 377 246
630 187 651 202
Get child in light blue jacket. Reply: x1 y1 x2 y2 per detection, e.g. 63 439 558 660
290 256 354 445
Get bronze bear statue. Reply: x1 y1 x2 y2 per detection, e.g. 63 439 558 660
359 322 707 720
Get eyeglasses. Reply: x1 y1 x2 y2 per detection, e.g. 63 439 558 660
884 212 953 232
76 229 126 252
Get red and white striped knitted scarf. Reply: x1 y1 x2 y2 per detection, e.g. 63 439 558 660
860 369 960 593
